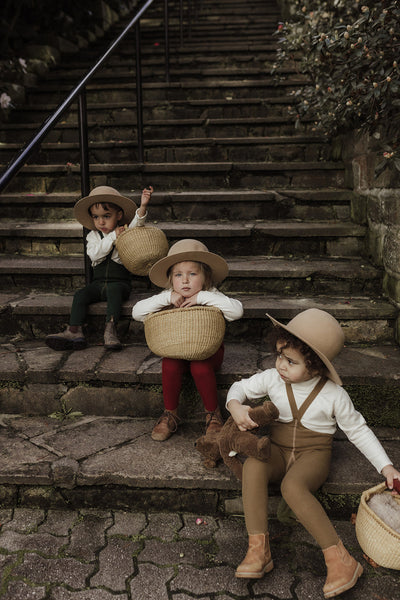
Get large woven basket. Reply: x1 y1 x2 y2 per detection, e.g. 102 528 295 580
144 305 226 360
116 226 168 276
355 481 400 569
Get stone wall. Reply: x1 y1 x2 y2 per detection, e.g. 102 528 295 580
1 1 139 120
343 132 400 343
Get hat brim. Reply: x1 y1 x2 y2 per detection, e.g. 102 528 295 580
266 312 343 386
74 193 137 230
149 250 229 288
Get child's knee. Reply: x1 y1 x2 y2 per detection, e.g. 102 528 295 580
280 477 301 505
190 361 214 378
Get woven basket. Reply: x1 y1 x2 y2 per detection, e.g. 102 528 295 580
116 226 168 276
355 481 400 569
144 305 226 360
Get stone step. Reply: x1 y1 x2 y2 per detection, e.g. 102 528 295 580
48 50 285 76
0 136 332 165
43 64 295 84
24 78 307 104
70 43 280 67
2 292 396 345
0 219 365 258
1 161 346 192
0 411 398 514
0 115 316 144
0 336 399 414
8 97 295 124
0 189 354 221
0 255 382 296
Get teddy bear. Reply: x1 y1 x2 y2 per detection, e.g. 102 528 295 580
195 401 279 480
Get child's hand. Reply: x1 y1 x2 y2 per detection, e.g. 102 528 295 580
115 226 125 237
170 291 185 307
227 399 258 432
181 294 198 308
382 464 400 495
141 186 153 207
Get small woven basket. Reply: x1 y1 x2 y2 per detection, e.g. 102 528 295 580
144 305 226 360
116 226 168 276
355 481 400 569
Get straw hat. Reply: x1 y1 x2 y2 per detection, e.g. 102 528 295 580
266 308 345 385
149 239 229 288
73 186 138 230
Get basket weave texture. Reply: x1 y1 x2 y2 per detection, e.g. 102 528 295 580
355 481 400 569
144 305 226 360
116 226 168 276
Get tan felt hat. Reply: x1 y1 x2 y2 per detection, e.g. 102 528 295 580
266 308 345 385
73 186 137 230
149 239 229 288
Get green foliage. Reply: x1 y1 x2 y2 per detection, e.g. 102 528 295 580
49 399 83 421
273 0 400 176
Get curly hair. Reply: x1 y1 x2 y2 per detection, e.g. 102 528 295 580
89 202 122 216
269 326 326 377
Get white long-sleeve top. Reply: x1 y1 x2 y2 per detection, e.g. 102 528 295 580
86 209 147 267
132 288 244 323
226 368 392 474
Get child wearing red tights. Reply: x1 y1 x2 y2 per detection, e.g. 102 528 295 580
132 238 243 441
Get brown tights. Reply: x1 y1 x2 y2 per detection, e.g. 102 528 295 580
242 445 340 549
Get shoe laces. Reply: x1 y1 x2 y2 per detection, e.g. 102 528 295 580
205 410 223 431
156 411 180 432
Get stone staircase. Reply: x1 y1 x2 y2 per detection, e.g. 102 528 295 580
0 0 399 513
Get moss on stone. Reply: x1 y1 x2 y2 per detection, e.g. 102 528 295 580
344 384 400 428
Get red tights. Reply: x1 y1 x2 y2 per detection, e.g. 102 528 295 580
162 345 224 412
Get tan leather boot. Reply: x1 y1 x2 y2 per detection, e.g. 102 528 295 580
235 533 274 578
322 539 363 598
104 320 122 350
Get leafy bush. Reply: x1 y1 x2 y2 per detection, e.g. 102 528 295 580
273 0 400 176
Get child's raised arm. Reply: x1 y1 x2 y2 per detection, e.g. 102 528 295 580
137 186 153 218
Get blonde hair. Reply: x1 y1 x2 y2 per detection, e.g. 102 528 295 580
167 261 213 290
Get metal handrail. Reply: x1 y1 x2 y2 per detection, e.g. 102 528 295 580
0 0 194 281
0 0 165 194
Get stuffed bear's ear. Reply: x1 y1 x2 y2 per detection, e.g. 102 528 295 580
249 401 279 425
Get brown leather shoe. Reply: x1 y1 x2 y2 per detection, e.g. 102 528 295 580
151 411 181 441
235 533 274 579
45 327 86 351
205 408 223 434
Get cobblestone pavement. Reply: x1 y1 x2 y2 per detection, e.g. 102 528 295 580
0 508 399 600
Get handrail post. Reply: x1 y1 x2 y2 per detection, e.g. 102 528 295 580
77 89 92 284
179 0 183 46
187 0 192 40
135 20 144 163
164 0 170 83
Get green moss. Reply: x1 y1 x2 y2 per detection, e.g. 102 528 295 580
344 384 400 428
316 490 361 518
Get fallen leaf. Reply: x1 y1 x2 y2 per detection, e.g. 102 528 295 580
363 553 380 568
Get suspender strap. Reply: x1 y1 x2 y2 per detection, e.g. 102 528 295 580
285 377 328 421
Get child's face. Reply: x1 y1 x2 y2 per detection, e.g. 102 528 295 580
171 261 205 298
89 203 122 234
275 341 316 384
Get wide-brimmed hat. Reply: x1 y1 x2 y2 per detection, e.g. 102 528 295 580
149 239 229 288
73 186 137 230
266 308 345 385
